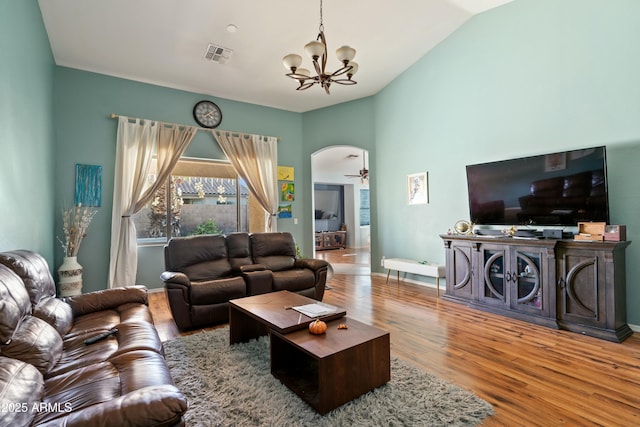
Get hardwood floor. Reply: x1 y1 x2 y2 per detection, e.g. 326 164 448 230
149 248 640 426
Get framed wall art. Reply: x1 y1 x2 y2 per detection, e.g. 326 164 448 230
407 172 429 205
277 166 294 181
278 204 292 218
281 182 295 202
75 164 102 207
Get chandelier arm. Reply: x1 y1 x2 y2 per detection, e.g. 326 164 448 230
287 73 313 80
332 79 358 85
318 31 328 75
297 81 317 91
330 65 353 77
312 60 323 78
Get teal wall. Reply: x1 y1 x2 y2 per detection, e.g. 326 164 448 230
371 0 640 324
53 68 303 291
0 0 55 262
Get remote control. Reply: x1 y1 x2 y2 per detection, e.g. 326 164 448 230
84 328 118 345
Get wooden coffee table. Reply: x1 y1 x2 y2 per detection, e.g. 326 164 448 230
271 317 390 414
228 290 346 344
228 291 391 414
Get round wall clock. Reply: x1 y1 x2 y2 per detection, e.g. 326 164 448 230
193 100 222 128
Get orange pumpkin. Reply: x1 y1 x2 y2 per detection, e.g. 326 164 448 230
308 319 327 335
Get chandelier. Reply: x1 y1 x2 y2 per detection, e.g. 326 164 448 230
282 0 358 94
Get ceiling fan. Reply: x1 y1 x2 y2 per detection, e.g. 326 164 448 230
344 151 369 181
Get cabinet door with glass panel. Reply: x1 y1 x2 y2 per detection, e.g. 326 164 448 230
480 243 552 317
509 247 549 316
479 244 509 308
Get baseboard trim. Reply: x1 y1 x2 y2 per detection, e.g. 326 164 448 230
372 271 442 292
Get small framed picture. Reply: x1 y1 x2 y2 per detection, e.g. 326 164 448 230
407 172 429 205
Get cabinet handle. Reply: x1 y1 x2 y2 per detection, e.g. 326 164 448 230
506 272 513 282
557 277 565 288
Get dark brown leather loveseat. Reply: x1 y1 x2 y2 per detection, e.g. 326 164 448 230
161 232 329 330
0 250 187 427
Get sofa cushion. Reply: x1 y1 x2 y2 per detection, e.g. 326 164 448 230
190 276 246 305
67 302 154 340
165 234 233 280
49 321 165 378
0 356 44 427
226 232 253 270
0 265 32 344
1 316 63 375
271 269 316 293
34 297 73 336
250 232 296 271
0 250 56 306
34 350 186 426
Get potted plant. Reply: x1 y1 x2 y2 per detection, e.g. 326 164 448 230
57 204 98 296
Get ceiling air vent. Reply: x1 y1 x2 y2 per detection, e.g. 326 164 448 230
203 43 233 64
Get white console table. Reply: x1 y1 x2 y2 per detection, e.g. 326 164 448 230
383 258 445 297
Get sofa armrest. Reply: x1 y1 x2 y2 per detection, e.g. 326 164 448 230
295 258 329 272
63 285 149 317
160 271 191 286
238 263 266 273
242 269 273 296
295 258 328 301
36 385 187 427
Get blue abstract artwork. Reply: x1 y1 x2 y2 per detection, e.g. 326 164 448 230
75 164 102 207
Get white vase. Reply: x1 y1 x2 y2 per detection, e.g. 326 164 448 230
58 256 83 297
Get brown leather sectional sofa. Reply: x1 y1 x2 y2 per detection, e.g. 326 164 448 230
161 232 329 330
0 250 187 427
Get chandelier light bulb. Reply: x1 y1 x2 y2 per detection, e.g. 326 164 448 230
347 61 358 77
336 45 356 64
283 54 302 71
304 40 325 59
297 68 311 78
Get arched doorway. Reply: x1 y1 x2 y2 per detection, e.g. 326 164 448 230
311 146 370 275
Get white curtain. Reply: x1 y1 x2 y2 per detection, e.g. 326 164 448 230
212 132 279 231
108 117 197 288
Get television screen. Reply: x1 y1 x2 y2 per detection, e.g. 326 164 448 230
466 146 609 226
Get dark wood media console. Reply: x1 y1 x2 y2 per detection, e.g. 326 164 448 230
440 234 632 342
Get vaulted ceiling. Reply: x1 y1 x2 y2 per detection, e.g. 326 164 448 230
39 0 513 113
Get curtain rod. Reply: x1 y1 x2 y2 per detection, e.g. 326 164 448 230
109 113 280 141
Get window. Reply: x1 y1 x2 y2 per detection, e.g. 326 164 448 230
133 157 262 243
360 188 370 226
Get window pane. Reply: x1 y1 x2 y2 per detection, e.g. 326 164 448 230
360 188 370 226
178 176 248 236
133 177 182 242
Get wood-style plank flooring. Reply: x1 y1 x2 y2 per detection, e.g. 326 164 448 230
149 247 640 426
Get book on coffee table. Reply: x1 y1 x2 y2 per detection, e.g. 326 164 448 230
292 302 339 318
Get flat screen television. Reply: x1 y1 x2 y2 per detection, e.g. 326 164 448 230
466 146 609 227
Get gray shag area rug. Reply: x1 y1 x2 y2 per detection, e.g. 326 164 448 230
163 327 493 426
